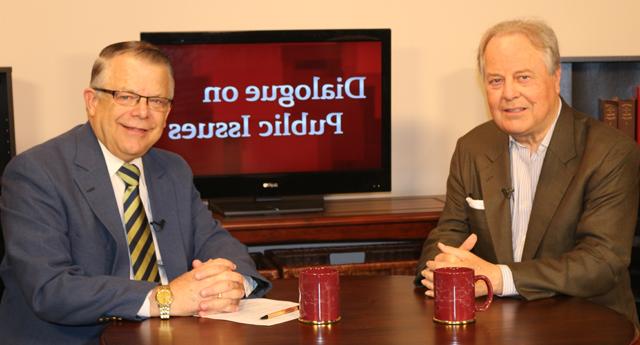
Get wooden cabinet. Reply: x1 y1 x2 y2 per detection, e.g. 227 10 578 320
216 195 444 245
216 195 444 279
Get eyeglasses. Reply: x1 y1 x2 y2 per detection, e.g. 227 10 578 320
92 87 172 112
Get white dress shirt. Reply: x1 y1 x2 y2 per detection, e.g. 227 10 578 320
497 99 561 296
98 142 169 285
97 142 255 317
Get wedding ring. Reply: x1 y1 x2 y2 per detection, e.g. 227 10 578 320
217 292 222 299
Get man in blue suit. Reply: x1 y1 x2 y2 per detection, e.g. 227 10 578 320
0 41 271 344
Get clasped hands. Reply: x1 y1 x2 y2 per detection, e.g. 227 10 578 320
155 258 245 317
420 234 503 297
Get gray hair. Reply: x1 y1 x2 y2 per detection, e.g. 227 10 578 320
477 19 560 76
90 41 174 88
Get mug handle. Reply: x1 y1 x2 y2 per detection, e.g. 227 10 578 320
473 274 493 312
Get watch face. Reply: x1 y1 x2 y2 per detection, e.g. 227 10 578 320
157 288 173 304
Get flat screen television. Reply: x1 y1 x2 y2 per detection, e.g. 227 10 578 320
141 29 391 215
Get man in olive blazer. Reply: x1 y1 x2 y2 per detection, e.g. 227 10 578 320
416 19 640 325
416 100 639 323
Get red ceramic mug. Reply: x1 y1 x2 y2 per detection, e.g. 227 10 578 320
298 266 341 324
433 267 493 324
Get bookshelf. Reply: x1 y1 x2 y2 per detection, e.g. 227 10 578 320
560 56 640 118
560 56 640 319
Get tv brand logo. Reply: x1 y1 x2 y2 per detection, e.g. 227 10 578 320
262 182 279 189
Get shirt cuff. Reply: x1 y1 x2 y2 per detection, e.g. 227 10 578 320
243 275 257 297
137 289 153 318
497 264 519 297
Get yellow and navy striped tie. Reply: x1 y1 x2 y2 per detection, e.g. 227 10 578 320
116 163 160 282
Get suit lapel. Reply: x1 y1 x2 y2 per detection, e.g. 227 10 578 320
72 124 130 277
143 152 188 280
478 127 514 263
521 103 579 260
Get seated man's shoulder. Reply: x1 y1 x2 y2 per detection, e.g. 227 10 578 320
146 147 191 174
7 124 85 169
457 120 506 153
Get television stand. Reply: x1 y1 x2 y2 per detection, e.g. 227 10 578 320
208 195 325 217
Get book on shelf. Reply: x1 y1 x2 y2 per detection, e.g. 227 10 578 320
618 99 636 140
599 98 619 129
637 86 640 145
598 96 637 141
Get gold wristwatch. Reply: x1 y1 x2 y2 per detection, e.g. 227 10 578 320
155 285 173 320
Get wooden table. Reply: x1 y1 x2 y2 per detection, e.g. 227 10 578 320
101 275 637 345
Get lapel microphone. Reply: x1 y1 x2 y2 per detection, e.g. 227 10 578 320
502 187 514 199
150 219 166 232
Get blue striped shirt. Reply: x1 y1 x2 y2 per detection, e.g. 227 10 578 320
498 99 561 296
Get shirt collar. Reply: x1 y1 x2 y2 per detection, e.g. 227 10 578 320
509 97 562 152
97 141 144 179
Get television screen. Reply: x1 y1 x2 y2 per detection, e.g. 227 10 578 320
141 29 391 214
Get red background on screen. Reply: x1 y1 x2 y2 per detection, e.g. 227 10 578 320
155 41 383 176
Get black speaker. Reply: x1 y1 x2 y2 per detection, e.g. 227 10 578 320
0 67 15 176
0 67 14 297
